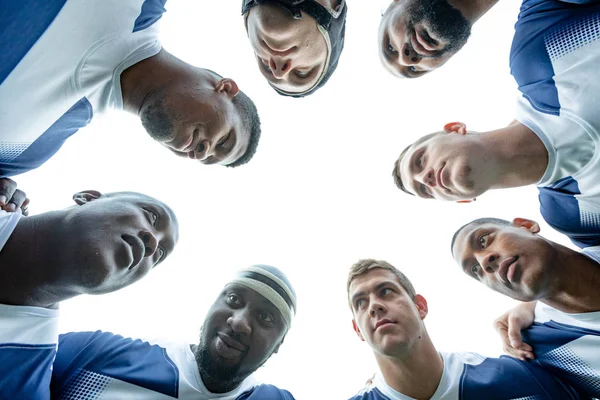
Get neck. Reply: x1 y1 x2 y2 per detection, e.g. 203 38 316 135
376 334 443 399
190 344 245 394
448 0 499 23
542 245 600 313
120 48 208 116
482 122 548 190
0 212 79 307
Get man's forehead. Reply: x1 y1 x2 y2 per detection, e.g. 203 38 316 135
350 269 399 294
398 143 418 194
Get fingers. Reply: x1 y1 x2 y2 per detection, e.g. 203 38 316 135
495 313 535 361
3 189 27 212
20 198 30 216
0 178 18 207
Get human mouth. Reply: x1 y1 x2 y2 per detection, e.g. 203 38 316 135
498 256 519 284
374 318 395 331
437 164 448 190
215 332 246 360
410 28 437 57
121 234 144 269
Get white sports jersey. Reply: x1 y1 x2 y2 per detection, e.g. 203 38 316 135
0 305 294 399
0 209 21 250
0 0 164 177
511 0 600 249
528 302 600 399
349 351 580 399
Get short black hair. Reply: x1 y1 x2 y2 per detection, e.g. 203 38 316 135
227 89 261 168
450 217 511 256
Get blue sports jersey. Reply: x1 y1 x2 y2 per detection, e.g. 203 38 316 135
510 0 600 248
348 351 580 400
0 0 166 177
527 302 600 399
0 303 294 399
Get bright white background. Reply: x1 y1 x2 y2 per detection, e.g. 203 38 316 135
16 1 578 398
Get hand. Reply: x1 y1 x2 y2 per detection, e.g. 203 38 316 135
494 301 536 361
0 178 30 216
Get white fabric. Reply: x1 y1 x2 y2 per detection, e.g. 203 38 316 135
0 0 161 159
0 209 21 252
0 303 59 345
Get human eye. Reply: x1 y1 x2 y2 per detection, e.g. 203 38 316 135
381 287 393 296
217 132 231 149
408 66 417 73
227 292 241 306
143 207 158 226
470 264 480 277
261 59 272 73
419 183 431 198
415 154 423 169
387 41 397 55
478 233 490 249
294 69 310 78
354 298 366 310
259 312 275 324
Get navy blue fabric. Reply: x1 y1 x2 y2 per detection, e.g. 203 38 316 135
236 384 296 399
0 0 67 85
133 0 168 32
460 356 580 399
538 177 600 248
0 343 56 400
523 322 600 398
52 331 180 398
0 97 93 177
510 0 600 115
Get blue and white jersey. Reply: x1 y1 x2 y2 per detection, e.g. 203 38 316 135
51 331 295 400
0 0 166 177
348 351 580 400
510 0 600 249
0 304 60 400
0 304 294 400
524 301 600 399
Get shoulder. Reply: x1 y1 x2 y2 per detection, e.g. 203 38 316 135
236 384 296 400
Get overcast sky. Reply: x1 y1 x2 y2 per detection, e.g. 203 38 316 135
15 1 579 398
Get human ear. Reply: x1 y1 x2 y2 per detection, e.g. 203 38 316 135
512 218 540 234
352 319 365 341
215 78 239 99
414 294 429 320
443 122 467 135
456 198 476 204
73 190 102 205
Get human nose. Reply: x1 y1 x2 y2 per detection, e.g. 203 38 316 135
368 297 387 318
419 168 437 188
269 57 291 79
140 230 158 257
400 43 422 65
480 252 499 274
228 309 252 335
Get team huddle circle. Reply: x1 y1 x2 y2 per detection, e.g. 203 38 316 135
1 0 600 399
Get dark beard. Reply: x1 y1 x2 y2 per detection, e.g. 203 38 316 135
140 95 175 142
407 0 471 55
193 338 246 393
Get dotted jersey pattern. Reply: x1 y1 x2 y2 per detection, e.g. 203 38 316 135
60 369 111 400
0 142 31 162
545 13 600 61
541 345 600 395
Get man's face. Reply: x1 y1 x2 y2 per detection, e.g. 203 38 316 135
379 0 471 78
349 269 426 357
196 284 287 386
246 3 328 94
452 220 556 301
65 191 179 293
140 80 249 166
398 131 495 201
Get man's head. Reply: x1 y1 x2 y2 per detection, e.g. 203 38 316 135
347 259 428 358
49 190 179 295
379 0 471 78
392 122 499 201
140 70 261 167
195 265 297 391
243 0 347 97
451 217 558 301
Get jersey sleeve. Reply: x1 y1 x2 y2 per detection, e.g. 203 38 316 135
51 330 180 398
236 384 296 399
0 304 59 400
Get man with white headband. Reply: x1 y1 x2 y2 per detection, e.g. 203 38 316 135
242 0 347 97
2 263 297 399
